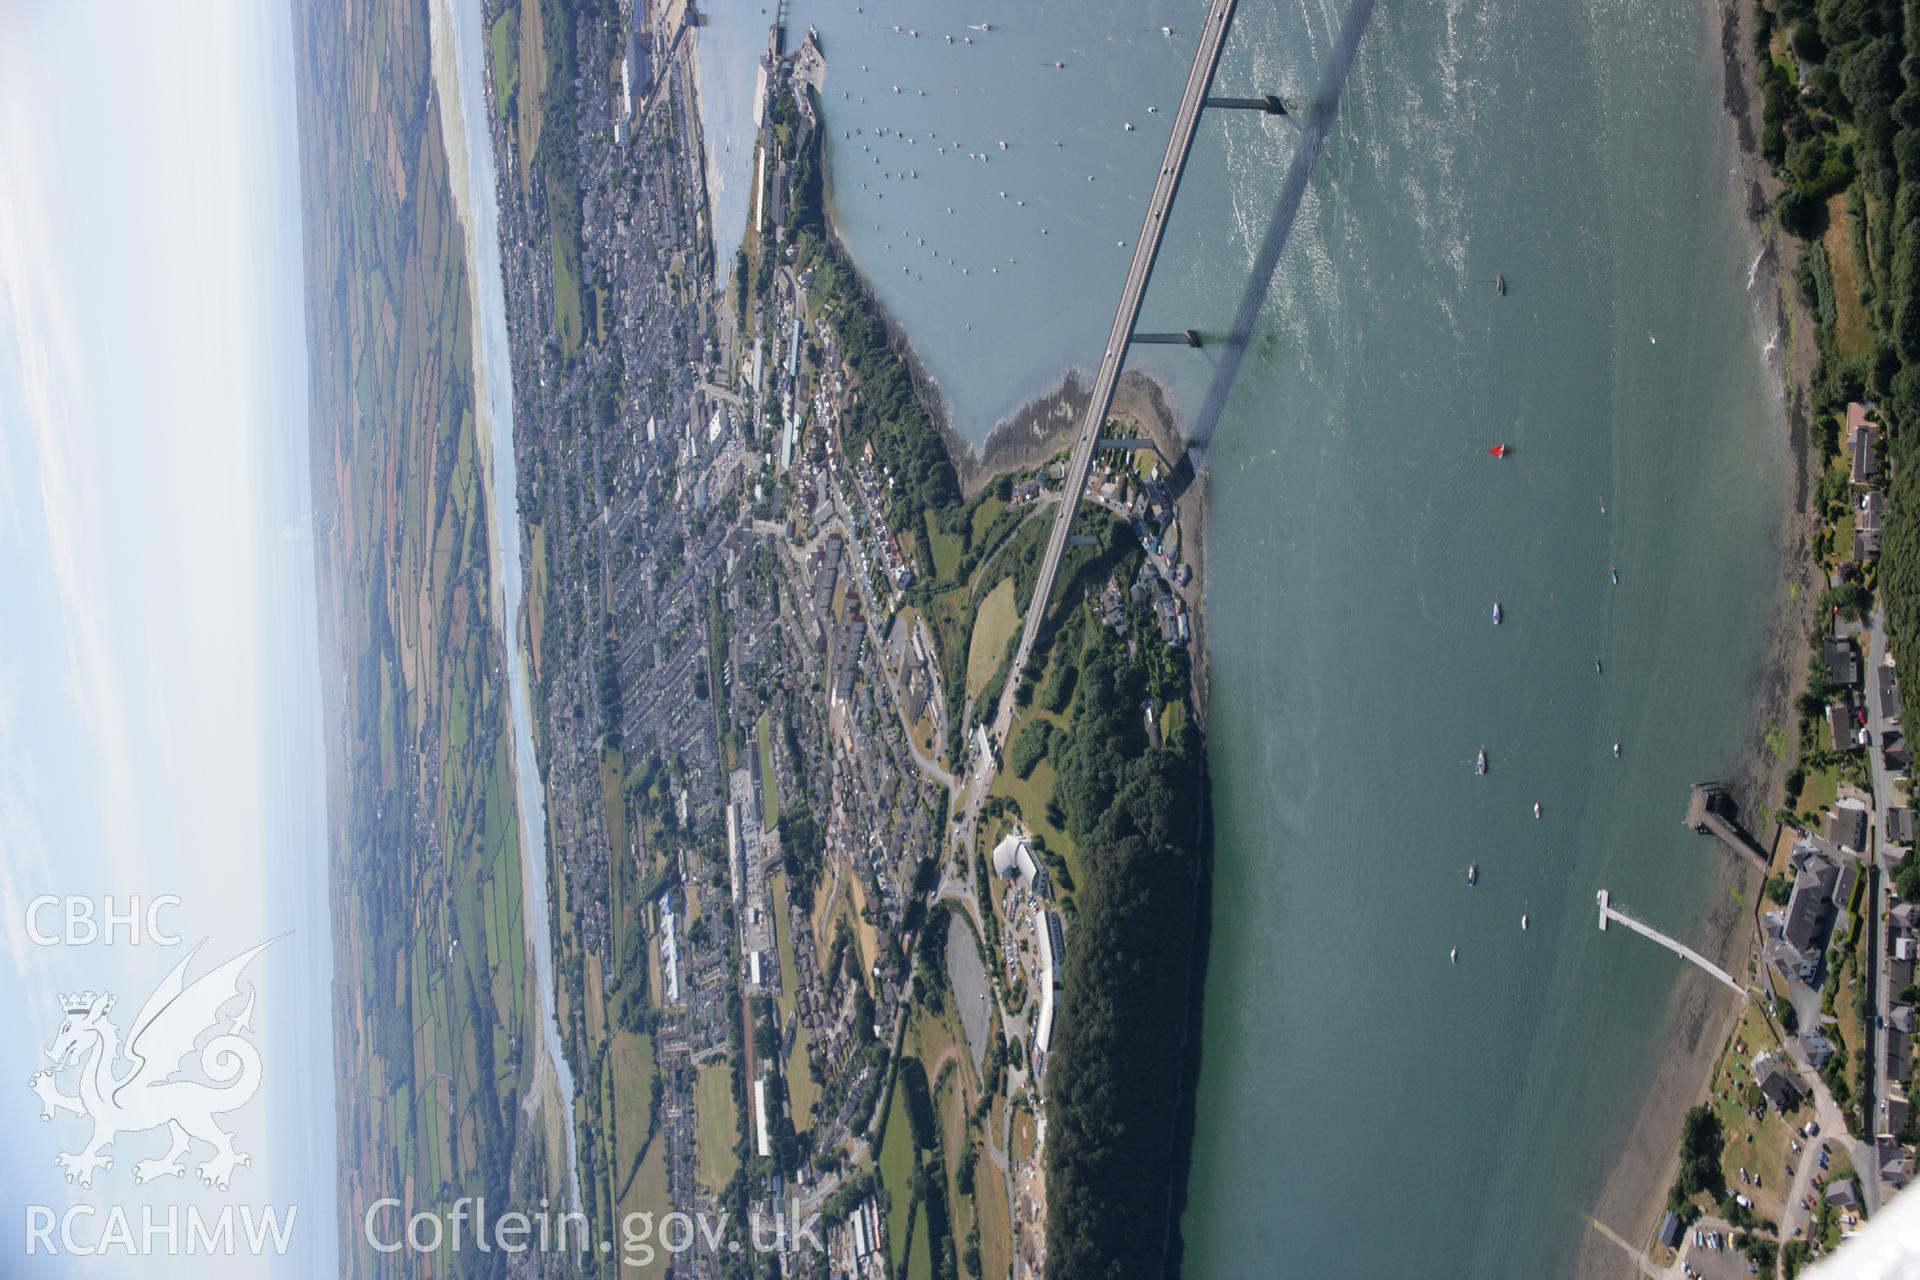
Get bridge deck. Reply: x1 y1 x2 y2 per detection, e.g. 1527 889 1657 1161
990 0 1239 746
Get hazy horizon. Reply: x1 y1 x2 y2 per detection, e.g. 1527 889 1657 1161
0 2 337 1273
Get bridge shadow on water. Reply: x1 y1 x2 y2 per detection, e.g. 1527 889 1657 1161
1158 4 1374 1277
1172 0 1377 493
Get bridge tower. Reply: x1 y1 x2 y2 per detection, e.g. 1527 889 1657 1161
1205 93 1291 117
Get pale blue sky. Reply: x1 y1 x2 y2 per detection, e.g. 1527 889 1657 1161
0 1 336 1273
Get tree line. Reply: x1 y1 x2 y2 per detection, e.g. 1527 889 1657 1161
1042 623 1207 1280
1757 0 1920 644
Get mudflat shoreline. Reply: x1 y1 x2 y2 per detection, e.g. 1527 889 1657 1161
961 364 1212 714
1574 1 1825 1273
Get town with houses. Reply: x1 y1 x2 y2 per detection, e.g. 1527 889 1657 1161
471 2 1202 1276
1647 402 1920 1276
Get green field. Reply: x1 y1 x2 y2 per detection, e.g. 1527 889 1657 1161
908 1204 934 1280
965 577 1019 700
488 7 519 125
1822 194 1872 360
757 712 780 827
878 1078 917 1267
694 1062 740 1195
925 509 964 580
969 496 1006 544
618 1136 671 1280
551 226 584 354
771 871 798 1021
610 1030 655 1191
771 866 818 1127
785 1022 818 1132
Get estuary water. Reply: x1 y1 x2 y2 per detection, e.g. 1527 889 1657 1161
702 0 1788 1274
1154 2 1786 1274
693 0 771 287
774 0 1195 443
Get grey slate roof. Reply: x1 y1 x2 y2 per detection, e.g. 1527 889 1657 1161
1784 851 1840 953
1826 636 1861 688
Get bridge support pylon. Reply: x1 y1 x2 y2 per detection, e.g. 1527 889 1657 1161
1206 94 1289 116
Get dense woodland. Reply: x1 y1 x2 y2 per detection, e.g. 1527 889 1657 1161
1042 623 1207 1280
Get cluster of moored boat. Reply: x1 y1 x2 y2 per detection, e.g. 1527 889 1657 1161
835 17 1189 300
1455 450 1626 964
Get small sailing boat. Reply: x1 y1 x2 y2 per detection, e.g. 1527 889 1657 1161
1486 443 1510 459
1533 801 1541 819
1466 862 1479 885
1594 656 1603 675
1612 742 1622 758
1521 913 1530 931
1494 272 1505 296
1491 600 1503 625
1609 566 1619 585
1476 746 1488 776
1450 945 1459 963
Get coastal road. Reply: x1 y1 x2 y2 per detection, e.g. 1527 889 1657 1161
985 0 1240 755
1862 610 1899 1211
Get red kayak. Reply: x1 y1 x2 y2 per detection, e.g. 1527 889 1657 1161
1486 444 1510 459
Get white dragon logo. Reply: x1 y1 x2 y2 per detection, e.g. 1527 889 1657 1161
27 938 276 1192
